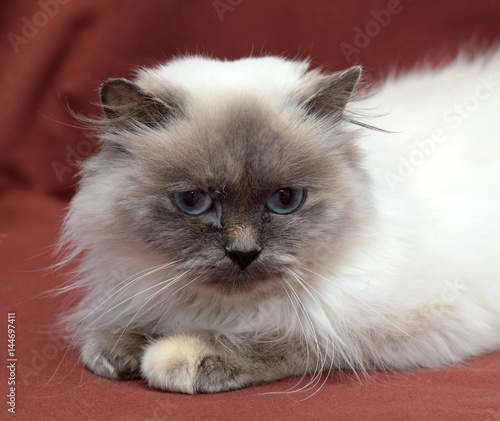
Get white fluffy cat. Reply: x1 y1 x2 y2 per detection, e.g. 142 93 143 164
60 50 500 393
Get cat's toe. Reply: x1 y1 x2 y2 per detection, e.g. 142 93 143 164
80 328 146 380
81 351 123 380
193 355 244 393
81 343 142 380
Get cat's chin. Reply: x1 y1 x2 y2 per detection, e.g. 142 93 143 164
196 272 282 297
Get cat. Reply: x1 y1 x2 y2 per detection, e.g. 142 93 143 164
59 52 500 394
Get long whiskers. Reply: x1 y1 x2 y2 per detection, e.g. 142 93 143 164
47 260 180 386
282 277 326 396
289 269 362 376
94 268 186 326
259 274 325 400
109 270 199 354
67 261 181 329
301 267 423 344
282 271 335 399
286 271 334 397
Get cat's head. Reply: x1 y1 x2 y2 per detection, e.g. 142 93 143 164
72 57 372 295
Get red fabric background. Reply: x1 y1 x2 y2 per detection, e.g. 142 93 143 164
1 1 500 420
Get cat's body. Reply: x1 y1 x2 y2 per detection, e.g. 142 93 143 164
61 52 500 393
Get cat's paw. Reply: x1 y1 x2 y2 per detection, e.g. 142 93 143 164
80 328 148 380
141 335 247 394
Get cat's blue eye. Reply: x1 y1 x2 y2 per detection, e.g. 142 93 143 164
172 191 213 215
266 189 305 215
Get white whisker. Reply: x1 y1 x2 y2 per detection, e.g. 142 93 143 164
47 261 179 386
67 261 180 329
259 276 319 398
109 271 199 353
287 269 344 399
281 273 328 397
302 267 423 345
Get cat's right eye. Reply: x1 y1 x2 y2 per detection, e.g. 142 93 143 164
266 188 305 215
172 191 213 215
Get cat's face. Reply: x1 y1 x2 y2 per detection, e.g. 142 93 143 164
83 64 369 295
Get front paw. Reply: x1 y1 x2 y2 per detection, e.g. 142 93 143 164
141 335 247 394
80 328 149 380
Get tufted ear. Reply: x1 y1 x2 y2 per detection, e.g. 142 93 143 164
304 66 361 119
100 78 173 130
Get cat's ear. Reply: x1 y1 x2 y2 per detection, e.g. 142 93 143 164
303 66 361 119
100 78 174 130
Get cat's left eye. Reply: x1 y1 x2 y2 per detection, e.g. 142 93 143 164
172 191 213 215
266 189 305 215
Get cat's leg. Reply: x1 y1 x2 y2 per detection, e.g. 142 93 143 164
141 332 317 393
80 328 154 380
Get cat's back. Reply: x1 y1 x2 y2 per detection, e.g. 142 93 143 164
356 48 500 302
367 49 500 157
360 49 500 198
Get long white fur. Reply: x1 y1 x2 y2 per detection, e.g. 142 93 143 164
62 51 500 377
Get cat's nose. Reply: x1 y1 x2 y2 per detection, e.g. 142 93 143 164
224 224 261 269
226 248 261 270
